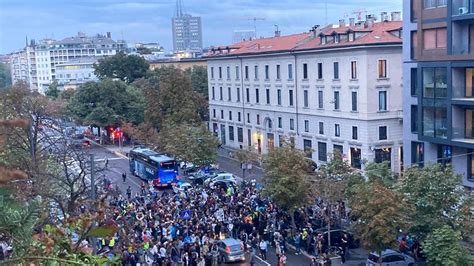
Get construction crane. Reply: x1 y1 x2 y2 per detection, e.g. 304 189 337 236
234 17 266 37
352 8 367 21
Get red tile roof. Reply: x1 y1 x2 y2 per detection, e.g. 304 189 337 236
205 21 402 58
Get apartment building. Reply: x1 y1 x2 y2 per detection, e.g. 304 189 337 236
403 0 474 188
172 0 203 52
206 13 404 172
11 32 126 93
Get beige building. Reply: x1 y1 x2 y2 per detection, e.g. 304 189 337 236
149 58 206 71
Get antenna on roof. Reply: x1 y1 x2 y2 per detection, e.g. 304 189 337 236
352 8 367 21
176 0 184 17
325 0 328 25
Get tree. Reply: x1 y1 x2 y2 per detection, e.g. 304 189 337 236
0 62 11 89
93 51 149 83
399 164 470 239
184 65 208 96
422 225 473 265
160 123 219 167
262 143 313 227
138 66 201 128
364 161 396 187
349 181 412 253
44 81 60 99
59 88 75 101
68 79 144 126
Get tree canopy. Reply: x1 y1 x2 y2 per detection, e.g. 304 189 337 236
0 62 12 89
44 81 60 99
67 79 144 126
93 51 149 83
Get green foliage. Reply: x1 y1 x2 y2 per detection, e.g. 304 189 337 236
59 88 75 101
0 62 12 89
68 79 144 126
262 143 313 212
45 81 60 99
184 65 208 96
422 225 473 265
161 123 218 167
399 164 469 239
93 51 149 83
350 182 412 253
364 161 396 187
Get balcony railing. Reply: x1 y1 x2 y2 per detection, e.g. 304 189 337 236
452 0 474 15
453 127 474 143
452 86 474 99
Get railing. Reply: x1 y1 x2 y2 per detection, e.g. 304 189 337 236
452 86 474 99
453 127 474 139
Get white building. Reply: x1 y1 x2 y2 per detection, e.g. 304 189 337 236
206 15 404 172
11 32 126 93
55 57 98 89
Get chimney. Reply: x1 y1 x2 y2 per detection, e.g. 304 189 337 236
339 19 345 28
349 18 355 27
106 32 112 38
274 30 281 37
391 11 401 21
310 25 320 38
365 14 376 28
381 12 388 22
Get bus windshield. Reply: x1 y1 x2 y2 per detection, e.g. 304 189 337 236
160 161 176 171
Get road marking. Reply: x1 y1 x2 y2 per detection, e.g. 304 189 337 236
95 157 124 162
254 255 271 266
107 167 142 189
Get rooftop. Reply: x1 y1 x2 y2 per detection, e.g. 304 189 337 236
205 18 402 58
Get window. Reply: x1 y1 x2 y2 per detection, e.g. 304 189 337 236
351 61 357 79
412 141 424 167
218 67 222 79
266 89 270 104
212 87 215 100
289 90 294 106
303 139 312 158
255 88 260 103
236 88 241 102
378 91 387 111
317 62 323 79
212 109 216 118
424 0 447 9
254 65 258 80
278 117 282 128
422 107 447 138
352 126 358 140
219 87 223 100
411 31 418 59
318 90 324 109
247 113 250 123
303 63 308 79
379 126 387 140
228 87 232 101
303 90 309 107
318 142 327 161
378 60 387 78
276 65 281 79
238 112 241 122
256 114 260 125
229 111 233 121
277 89 282 105
226 66 230 79
288 64 293 79
265 65 269 80
335 124 341 137
220 110 224 119
423 28 447 49
410 68 418 96
245 66 249 79
334 144 343 155
290 119 295 130
304 120 310 132
229 126 234 141
351 91 358 112
423 67 447 98
211 67 214 79
237 127 243 142
375 148 391 168
437 145 452 165
411 105 418 133
333 62 339 79
319 122 324 134
334 91 340 110
247 129 251 146
236 66 240 80
246 88 250 102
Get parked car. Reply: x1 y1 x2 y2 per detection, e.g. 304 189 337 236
204 173 237 187
216 238 245 263
211 179 238 190
188 172 217 185
314 229 360 251
180 161 195 170
366 249 415 266
172 181 193 194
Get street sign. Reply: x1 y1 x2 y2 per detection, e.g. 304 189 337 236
182 210 191 220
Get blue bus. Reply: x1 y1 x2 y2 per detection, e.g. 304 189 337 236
129 147 179 187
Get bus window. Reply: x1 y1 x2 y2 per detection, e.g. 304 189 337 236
160 161 176 170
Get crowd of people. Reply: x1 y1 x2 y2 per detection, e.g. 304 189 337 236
90 174 349 266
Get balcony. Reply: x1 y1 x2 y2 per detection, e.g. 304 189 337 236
452 0 474 16
453 127 474 144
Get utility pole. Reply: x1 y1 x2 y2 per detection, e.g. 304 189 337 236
89 153 97 254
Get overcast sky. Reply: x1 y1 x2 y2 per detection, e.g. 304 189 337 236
0 0 402 54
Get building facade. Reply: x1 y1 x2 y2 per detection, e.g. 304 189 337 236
207 16 404 172
403 0 474 188
11 32 126 93
55 57 98 89
172 1 203 52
